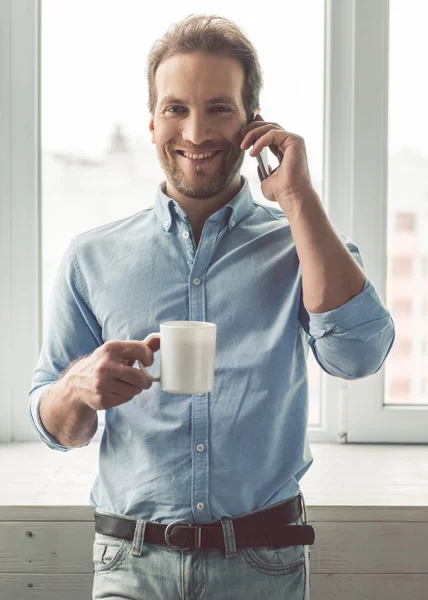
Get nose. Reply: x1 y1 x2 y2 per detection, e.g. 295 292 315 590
181 111 212 147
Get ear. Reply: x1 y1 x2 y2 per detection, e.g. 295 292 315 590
149 116 156 144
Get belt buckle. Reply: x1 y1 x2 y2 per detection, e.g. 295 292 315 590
164 521 202 551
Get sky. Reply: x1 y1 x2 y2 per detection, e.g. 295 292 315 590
41 0 428 179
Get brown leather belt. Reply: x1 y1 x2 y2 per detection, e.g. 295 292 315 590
94 494 315 551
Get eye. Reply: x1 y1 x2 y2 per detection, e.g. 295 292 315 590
165 106 231 114
165 106 186 113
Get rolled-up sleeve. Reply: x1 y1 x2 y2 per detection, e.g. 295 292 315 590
28 239 103 451
29 383 72 451
298 237 395 379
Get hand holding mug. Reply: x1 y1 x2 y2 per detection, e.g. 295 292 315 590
64 321 216 411
64 338 160 411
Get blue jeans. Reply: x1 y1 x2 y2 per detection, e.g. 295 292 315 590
92 496 311 600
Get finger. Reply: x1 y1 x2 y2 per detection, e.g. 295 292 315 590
250 130 293 157
110 361 153 389
241 124 278 150
146 336 160 353
100 340 156 366
109 377 147 398
241 124 281 150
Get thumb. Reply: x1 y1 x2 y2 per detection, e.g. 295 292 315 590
145 336 160 353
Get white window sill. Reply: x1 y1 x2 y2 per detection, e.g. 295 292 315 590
1 442 427 521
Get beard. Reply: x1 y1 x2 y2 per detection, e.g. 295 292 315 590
157 141 245 199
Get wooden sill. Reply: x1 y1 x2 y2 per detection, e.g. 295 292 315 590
1 442 428 522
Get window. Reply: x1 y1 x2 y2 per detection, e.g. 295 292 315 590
383 0 428 411
346 0 428 439
392 299 412 315
4 1 428 443
394 338 412 355
392 256 413 277
395 212 416 232
390 379 411 398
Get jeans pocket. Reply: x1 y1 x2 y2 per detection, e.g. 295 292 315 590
93 532 132 574
240 518 306 576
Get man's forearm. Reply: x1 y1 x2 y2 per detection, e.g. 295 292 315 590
39 376 98 448
282 187 366 314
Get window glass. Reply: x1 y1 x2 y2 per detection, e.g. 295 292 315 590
385 0 428 405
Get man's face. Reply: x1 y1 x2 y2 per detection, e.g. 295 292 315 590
149 53 249 199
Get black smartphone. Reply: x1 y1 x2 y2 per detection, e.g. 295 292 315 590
251 114 269 181
256 148 269 181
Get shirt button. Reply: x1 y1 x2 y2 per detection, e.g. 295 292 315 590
182 231 190 239
231 220 236 227
196 444 205 452
164 220 170 228
196 502 205 511
193 278 201 286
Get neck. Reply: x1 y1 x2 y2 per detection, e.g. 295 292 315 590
164 175 243 239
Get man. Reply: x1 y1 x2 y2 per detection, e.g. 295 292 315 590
29 14 395 600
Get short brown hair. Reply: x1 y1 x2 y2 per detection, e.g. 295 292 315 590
146 14 264 121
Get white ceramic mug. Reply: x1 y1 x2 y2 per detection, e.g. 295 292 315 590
138 321 217 394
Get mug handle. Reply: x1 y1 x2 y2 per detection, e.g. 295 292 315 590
138 332 161 382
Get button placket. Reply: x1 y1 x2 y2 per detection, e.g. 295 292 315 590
188 222 219 524
191 390 210 522
179 219 197 261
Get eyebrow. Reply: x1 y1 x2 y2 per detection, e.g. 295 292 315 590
159 95 239 108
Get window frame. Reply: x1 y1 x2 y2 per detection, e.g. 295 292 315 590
337 0 428 442
0 0 42 442
2 0 428 444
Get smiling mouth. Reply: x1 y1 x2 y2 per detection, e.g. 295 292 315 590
176 150 221 162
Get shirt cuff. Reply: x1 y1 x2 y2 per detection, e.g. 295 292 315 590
306 277 390 340
29 384 92 452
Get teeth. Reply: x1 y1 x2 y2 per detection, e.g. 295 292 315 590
183 152 217 159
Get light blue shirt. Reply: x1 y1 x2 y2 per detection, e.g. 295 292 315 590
29 176 395 524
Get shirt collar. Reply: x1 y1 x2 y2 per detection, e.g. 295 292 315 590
154 175 255 232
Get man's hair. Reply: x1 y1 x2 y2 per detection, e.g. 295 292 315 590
146 14 264 122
